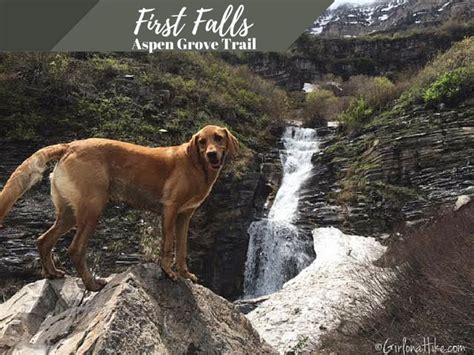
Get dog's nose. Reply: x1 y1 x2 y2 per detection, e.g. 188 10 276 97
207 151 217 160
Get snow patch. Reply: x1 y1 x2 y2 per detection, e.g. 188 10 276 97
247 227 395 353
438 1 452 12
302 83 318 93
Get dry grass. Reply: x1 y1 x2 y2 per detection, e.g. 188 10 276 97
319 201 474 354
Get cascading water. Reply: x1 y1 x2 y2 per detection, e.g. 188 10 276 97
243 126 320 298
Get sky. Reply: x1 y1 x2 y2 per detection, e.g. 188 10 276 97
330 0 378 7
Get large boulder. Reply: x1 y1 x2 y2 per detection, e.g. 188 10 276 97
0 263 274 354
247 227 393 353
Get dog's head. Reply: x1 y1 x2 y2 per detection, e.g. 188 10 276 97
187 125 239 171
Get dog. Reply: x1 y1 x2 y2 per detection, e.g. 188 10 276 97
0 125 239 291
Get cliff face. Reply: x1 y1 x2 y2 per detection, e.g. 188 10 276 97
188 159 277 300
298 102 474 236
309 0 473 38
238 25 472 90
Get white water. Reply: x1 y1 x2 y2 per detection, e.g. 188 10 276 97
243 127 320 298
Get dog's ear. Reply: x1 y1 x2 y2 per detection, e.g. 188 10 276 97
224 128 239 158
187 133 200 165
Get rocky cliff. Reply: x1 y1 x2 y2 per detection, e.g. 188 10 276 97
0 263 274 354
309 0 473 38
231 23 473 90
298 102 474 236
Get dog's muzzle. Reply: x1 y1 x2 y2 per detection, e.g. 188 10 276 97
207 151 224 170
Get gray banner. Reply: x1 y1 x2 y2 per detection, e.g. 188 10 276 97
1 0 333 52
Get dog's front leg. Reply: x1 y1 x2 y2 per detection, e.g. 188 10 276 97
176 208 198 282
161 204 178 280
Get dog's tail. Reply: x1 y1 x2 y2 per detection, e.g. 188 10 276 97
0 144 69 226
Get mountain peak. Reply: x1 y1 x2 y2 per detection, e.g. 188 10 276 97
309 0 472 37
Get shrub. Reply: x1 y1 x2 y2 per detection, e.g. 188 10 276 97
339 97 373 132
342 75 397 110
0 52 287 151
303 89 339 126
367 77 396 108
404 36 474 105
423 67 471 106
319 202 474 353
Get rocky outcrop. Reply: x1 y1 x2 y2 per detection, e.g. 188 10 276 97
0 263 274 354
246 227 392 353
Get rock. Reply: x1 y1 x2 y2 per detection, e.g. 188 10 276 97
454 195 472 211
233 295 270 314
187 163 264 300
0 264 275 354
247 227 393 353
158 89 172 103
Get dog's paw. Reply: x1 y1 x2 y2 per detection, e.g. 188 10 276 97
85 278 107 292
162 267 178 281
51 268 67 279
179 270 199 283
43 268 67 279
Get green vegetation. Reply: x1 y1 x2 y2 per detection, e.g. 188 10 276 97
303 89 338 126
423 67 470 106
339 98 373 132
301 74 401 131
401 36 474 107
319 37 474 133
0 53 288 151
318 37 473 228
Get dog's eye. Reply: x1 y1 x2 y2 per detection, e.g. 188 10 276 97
214 134 223 142
198 138 207 145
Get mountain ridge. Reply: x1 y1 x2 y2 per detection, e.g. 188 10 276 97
309 0 472 38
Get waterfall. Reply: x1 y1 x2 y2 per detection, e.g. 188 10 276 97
243 126 320 298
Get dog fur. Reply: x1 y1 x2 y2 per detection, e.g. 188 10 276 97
0 125 239 291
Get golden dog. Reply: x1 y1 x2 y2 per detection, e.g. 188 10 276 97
0 125 238 291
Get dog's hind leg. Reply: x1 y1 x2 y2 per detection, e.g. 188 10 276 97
68 199 107 292
37 186 76 279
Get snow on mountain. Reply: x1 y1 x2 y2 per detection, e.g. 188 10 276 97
308 0 472 37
